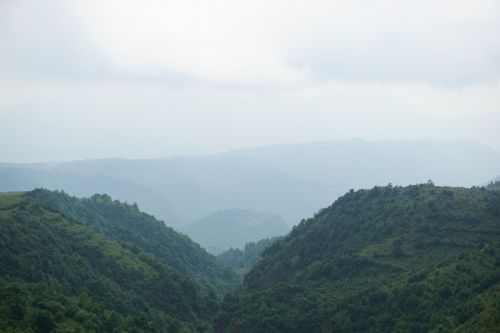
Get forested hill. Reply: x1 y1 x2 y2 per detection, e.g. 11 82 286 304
218 183 500 332
25 189 238 297
0 190 238 332
0 191 223 332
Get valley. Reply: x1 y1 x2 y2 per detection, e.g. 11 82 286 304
1 182 499 332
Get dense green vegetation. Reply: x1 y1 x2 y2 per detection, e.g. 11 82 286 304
3 183 500 332
26 189 238 297
217 183 500 332
182 209 288 255
217 238 280 279
0 190 236 332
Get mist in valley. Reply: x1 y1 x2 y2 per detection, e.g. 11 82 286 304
1 1 500 332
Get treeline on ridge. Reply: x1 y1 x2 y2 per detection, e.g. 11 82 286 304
217 183 500 332
0 190 238 332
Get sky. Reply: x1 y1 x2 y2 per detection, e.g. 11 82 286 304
1 0 499 162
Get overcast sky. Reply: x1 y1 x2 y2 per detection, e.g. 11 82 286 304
1 0 499 162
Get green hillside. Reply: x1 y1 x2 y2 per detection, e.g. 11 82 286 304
25 189 238 297
183 209 289 255
217 183 500 332
0 191 222 332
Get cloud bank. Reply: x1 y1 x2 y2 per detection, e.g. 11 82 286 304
0 0 499 161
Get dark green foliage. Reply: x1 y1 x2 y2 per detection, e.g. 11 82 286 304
0 191 232 332
217 184 500 332
25 189 238 297
217 238 280 279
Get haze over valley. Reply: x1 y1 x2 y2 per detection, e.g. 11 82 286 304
1 0 500 332
2 139 500 229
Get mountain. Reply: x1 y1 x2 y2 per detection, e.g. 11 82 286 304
0 190 233 332
217 237 280 279
183 209 289 254
217 183 500 332
0 167 179 226
4 139 500 225
26 189 238 297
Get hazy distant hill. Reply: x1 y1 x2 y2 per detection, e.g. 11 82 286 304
183 209 289 254
217 183 500 332
0 167 179 226
0 190 237 332
217 237 280 279
3 139 500 225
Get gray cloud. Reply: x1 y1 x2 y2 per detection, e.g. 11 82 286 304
0 0 499 162
264 1 500 85
3 0 499 86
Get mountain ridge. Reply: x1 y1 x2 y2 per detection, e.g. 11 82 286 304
218 183 500 332
3 139 500 226
25 189 238 297
0 190 225 332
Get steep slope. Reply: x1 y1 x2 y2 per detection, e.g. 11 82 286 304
183 209 289 254
0 167 179 226
26 189 238 297
217 183 500 332
0 192 217 332
5 139 500 225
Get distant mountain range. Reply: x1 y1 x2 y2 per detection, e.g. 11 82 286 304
2 139 500 227
0 167 178 225
182 209 289 254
